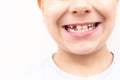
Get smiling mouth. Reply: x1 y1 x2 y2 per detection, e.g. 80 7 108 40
63 22 101 33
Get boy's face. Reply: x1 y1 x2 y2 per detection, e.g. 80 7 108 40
39 0 118 55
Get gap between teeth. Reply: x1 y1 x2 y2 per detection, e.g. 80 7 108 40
67 23 96 33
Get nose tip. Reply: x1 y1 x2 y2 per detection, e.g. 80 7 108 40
69 1 91 15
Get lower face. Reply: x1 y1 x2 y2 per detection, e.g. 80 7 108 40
43 0 118 55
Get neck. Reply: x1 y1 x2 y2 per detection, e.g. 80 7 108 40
53 46 113 77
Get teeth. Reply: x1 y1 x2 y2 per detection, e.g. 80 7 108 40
66 23 96 33
68 28 75 32
77 25 82 30
82 25 88 30
68 25 73 28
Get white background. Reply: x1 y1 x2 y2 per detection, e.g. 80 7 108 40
0 0 120 80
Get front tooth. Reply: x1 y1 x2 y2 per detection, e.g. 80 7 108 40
77 25 82 30
81 30 85 32
82 25 87 29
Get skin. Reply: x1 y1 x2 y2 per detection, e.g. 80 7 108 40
38 0 118 77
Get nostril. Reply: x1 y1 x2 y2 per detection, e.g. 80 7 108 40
72 10 90 14
72 11 77 13
85 10 90 13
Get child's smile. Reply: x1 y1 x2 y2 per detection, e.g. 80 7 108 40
41 0 118 55
62 22 101 38
37 0 120 79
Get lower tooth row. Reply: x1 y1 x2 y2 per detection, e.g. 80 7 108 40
68 27 95 33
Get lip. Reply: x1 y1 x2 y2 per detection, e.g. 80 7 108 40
62 22 101 38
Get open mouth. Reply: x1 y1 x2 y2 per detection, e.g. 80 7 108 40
63 22 101 33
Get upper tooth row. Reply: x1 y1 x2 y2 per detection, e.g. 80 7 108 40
68 23 95 29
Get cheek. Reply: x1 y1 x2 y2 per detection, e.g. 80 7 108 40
43 2 69 24
43 5 66 36
90 0 117 19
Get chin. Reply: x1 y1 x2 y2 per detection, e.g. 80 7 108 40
67 45 99 55
70 49 94 55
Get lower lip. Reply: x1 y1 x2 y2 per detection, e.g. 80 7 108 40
64 24 101 38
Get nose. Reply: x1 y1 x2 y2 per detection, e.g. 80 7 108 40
69 0 92 15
